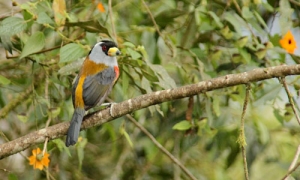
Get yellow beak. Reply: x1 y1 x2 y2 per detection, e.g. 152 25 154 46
108 47 121 57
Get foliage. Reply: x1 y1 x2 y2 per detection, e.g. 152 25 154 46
0 0 300 179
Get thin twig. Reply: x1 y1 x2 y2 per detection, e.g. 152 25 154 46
280 77 300 125
126 114 197 180
108 0 117 42
284 145 300 180
141 0 175 57
290 145 300 167
237 84 251 180
289 0 300 6
282 161 300 179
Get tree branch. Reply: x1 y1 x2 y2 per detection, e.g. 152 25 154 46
0 64 300 159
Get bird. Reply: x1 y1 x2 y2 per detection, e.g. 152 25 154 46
65 40 121 147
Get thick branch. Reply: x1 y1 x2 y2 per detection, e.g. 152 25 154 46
0 64 300 159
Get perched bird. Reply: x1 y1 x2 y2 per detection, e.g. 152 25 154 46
66 40 121 147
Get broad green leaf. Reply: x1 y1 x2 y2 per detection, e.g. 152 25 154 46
213 97 220 117
1 35 13 54
58 58 84 75
37 12 54 25
123 42 135 48
238 48 251 63
17 114 28 123
127 48 142 59
224 12 247 34
50 107 61 118
253 10 268 29
255 121 269 144
0 17 27 36
123 130 133 147
20 32 45 59
0 75 10 85
208 11 223 28
279 0 293 33
149 64 176 89
242 7 254 19
254 84 282 106
141 77 152 93
120 122 133 147
60 43 85 63
8 173 18 180
172 120 192 131
65 20 109 34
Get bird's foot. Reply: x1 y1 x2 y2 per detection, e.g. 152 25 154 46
109 103 116 117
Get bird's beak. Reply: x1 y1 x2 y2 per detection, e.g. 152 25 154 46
108 47 121 57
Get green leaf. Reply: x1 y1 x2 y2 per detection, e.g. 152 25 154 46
253 10 268 29
1 35 13 54
149 64 176 89
0 17 27 36
59 43 85 63
65 20 109 34
17 114 28 123
8 173 18 180
120 122 133 147
0 75 10 85
123 42 136 48
242 7 254 19
53 139 71 157
20 32 45 59
58 58 84 75
37 12 54 25
208 11 223 28
213 97 220 117
127 48 142 59
224 12 247 34
172 120 192 131
77 137 87 170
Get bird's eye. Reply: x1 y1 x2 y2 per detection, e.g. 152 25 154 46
102 45 107 51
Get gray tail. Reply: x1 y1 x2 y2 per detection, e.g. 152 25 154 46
66 108 85 147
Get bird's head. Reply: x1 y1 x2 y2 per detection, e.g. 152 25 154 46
88 40 121 66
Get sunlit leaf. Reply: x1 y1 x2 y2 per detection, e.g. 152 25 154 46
0 75 10 85
52 0 66 26
20 32 45 59
60 43 85 63
0 17 27 36
172 120 192 131
37 12 54 25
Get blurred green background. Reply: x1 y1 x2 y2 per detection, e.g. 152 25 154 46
0 0 300 179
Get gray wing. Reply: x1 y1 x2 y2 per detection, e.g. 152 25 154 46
82 67 116 109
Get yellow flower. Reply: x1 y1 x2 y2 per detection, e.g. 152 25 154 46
279 30 297 54
28 148 50 170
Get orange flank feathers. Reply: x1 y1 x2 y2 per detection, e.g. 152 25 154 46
75 59 108 108
114 66 119 82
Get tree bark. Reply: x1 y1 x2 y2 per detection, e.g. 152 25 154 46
0 64 300 159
